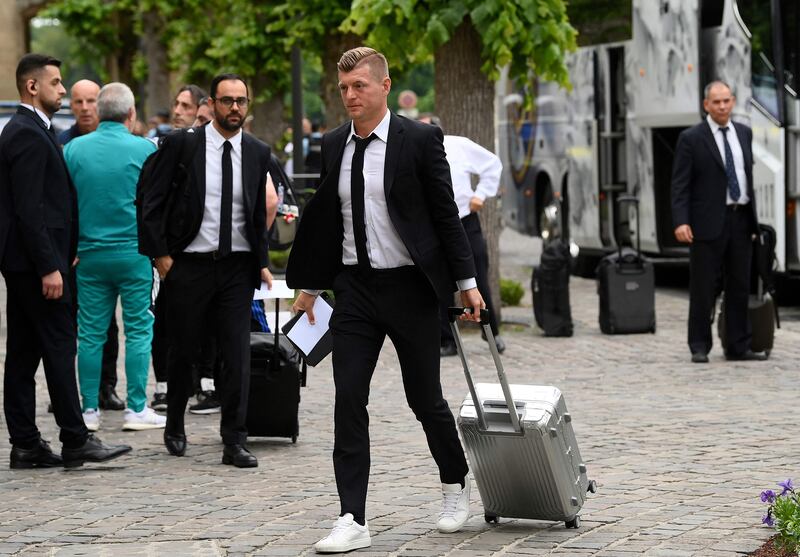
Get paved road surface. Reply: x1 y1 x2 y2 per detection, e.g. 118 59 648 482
0 228 796 556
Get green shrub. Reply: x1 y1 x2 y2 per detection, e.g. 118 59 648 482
500 278 524 306
269 249 290 270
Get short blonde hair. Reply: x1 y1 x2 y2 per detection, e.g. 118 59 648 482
337 47 390 81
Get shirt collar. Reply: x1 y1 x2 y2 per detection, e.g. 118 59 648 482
97 121 128 133
348 109 391 144
206 121 242 151
19 103 52 129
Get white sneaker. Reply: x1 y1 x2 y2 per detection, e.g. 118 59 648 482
437 476 471 533
82 409 100 432
122 407 167 431
314 513 371 553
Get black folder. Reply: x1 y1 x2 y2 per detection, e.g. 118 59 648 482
280 293 334 366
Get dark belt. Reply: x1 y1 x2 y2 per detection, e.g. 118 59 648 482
727 203 749 212
177 251 249 261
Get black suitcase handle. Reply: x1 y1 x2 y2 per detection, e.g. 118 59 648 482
447 307 491 324
616 195 645 267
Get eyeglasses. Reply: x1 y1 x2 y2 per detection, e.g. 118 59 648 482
214 96 249 108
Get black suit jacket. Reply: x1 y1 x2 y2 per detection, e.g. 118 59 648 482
286 112 476 301
138 125 271 286
671 119 758 241
0 106 78 282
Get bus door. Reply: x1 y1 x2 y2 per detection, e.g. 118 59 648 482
595 45 628 248
736 0 793 272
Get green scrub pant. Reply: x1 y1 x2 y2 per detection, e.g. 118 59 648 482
76 249 155 412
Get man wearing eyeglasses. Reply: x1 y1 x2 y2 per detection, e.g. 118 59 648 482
138 73 273 468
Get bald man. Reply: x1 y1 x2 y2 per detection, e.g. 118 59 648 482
58 80 100 145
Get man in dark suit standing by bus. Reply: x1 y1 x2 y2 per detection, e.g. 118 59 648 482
671 80 765 363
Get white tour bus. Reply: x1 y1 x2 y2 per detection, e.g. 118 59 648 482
498 0 799 276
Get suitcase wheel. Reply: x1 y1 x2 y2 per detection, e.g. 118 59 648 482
565 516 581 529
765 349 771 359
291 435 297 444
588 480 597 493
484 513 499 524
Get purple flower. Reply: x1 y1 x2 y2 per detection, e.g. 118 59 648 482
761 489 776 503
762 513 775 527
778 479 794 496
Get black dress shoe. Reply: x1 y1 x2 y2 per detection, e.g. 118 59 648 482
10 439 63 469
691 352 709 363
98 386 125 411
440 343 457 357
222 444 258 468
493 336 506 354
726 350 767 361
164 431 187 456
61 434 132 468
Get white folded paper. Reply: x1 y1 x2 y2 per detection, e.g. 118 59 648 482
253 279 295 300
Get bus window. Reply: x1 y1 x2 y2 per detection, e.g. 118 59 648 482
567 0 632 47
781 0 799 95
737 0 781 118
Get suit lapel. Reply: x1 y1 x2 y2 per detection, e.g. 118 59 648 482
383 113 404 198
326 124 349 192
18 106 62 152
191 127 207 214
732 122 752 168
700 121 725 172
241 133 255 215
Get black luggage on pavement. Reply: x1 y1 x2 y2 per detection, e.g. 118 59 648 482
532 240 573 337
717 224 780 357
596 197 656 334
718 293 776 357
246 301 306 442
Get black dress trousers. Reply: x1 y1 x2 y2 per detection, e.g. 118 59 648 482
330 265 469 521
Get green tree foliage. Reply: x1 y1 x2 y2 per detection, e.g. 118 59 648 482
170 0 291 99
566 0 632 47
343 0 577 89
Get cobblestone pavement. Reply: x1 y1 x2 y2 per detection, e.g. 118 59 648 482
0 229 798 556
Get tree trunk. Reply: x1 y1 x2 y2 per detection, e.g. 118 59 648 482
141 8 171 120
434 19 502 325
321 31 361 129
251 73 286 147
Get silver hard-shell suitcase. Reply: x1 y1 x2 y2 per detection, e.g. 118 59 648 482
448 308 596 528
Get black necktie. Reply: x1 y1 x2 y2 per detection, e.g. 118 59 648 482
219 140 233 257
720 127 741 202
351 133 377 273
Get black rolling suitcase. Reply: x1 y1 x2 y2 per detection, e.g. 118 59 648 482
246 299 306 442
532 240 573 337
596 197 656 334
717 224 780 357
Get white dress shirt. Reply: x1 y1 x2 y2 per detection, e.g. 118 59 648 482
19 103 52 129
706 115 749 205
185 123 250 253
338 109 413 269
443 135 502 219
327 110 475 292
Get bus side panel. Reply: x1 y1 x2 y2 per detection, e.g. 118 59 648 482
566 49 604 251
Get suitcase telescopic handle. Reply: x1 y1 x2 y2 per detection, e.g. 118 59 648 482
617 194 642 261
448 307 522 433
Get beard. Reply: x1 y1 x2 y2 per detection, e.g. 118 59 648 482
216 112 244 132
42 97 62 118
